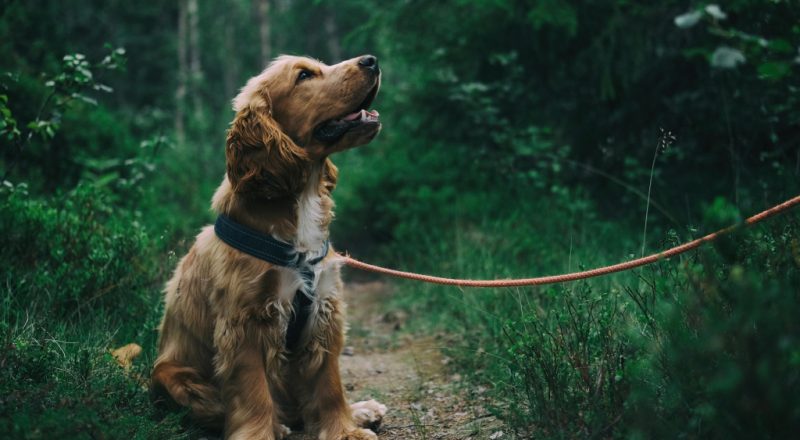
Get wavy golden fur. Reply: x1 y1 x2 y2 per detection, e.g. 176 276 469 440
151 55 385 440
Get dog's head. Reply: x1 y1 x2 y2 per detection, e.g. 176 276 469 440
226 55 381 196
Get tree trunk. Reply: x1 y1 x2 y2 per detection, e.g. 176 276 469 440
256 0 272 66
324 8 341 62
175 0 188 146
187 0 203 125
223 3 239 104
273 0 290 51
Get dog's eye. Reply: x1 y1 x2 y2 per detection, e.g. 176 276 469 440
297 69 314 83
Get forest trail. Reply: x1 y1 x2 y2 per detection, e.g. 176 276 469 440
288 280 503 440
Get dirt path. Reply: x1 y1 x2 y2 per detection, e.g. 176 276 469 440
289 281 503 440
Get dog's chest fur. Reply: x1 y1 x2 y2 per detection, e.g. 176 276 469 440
273 164 341 345
294 166 327 253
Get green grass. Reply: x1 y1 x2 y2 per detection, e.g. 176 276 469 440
0 312 189 439
0 182 191 439
381 194 800 438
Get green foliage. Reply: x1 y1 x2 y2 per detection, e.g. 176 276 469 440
334 0 799 238
1 46 128 189
0 319 187 440
1 1 798 438
385 195 799 438
0 92 21 141
527 0 578 36
0 37 195 437
502 284 626 437
625 217 800 438
0 179 187 438
0 182 161 326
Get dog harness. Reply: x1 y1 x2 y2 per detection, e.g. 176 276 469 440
214 214 329 351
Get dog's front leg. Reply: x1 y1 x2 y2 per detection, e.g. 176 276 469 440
303 352 376 440
294 297 377 440
215 318 288 440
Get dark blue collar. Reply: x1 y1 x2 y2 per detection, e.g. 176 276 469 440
214 213 329 275
214 214 329 352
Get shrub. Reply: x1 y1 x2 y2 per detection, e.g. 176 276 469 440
0 180 188 438
502 283 627 438
0 181 165 335
625 216 800 438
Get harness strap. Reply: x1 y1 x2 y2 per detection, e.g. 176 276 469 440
285 288 313 351
214 214 330 352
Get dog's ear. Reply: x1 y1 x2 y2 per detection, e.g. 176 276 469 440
226 104 310 197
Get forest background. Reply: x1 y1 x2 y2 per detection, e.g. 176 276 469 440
1 0 799 438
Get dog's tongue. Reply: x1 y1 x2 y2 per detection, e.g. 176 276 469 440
343 110 363 121
342 109 380 121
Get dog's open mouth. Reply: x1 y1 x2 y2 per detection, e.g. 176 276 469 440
313 83 380 144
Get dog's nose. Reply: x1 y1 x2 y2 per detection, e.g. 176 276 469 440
358 55 379 71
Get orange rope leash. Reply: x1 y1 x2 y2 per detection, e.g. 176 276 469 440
338 194 800 288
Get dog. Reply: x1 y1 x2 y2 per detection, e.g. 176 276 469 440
151 55 386 440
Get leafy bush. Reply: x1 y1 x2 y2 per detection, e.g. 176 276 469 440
0 182 163 328
0 179 189 438
625 216 800 438
0 36 211 437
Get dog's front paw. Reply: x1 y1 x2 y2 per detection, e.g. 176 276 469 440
276 424 291 439
350 399 387 431
337 428 377 440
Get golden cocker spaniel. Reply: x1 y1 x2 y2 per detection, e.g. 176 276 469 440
152 55 386 440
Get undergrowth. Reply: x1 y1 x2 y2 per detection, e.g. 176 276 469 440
0 182 190 439
384 191 800 438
